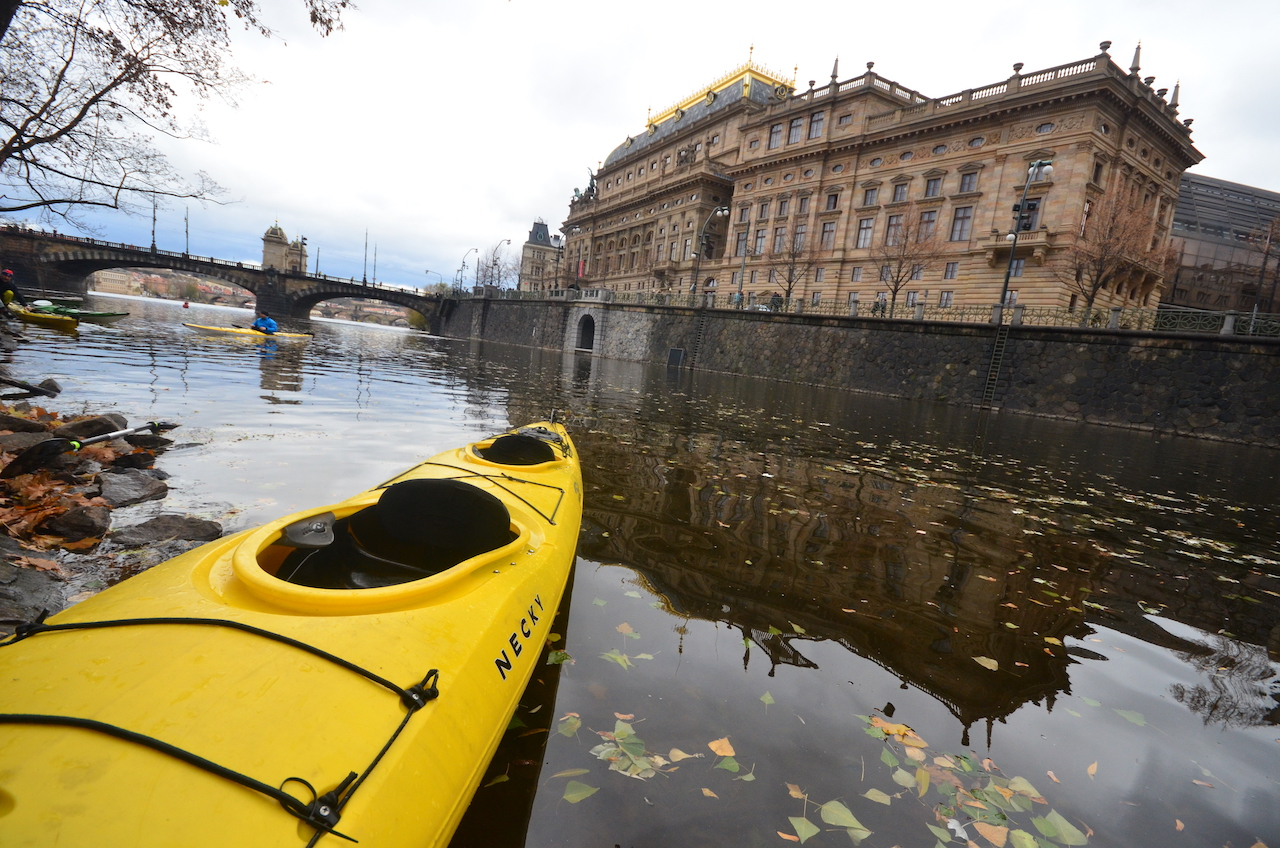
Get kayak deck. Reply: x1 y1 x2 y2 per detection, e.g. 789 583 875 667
0 424 582 848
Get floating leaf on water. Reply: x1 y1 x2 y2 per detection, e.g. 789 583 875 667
506 715 527 731
1114 709 1146 726
612 494 625 501
892 767 918 788
1047 771 1060 783
1031 816 1057 839
1009 830 1039 848
761 691 776 707
881 748 900 768
669 748 703 762
735 768 756 782
790 622 807 634
563 780 598 803
616 622 634 634
708 737 736 757
947 818 970 840
778 832 800 843
1044 810 1088 845
599 649 635 670
789 816 820 844
973 656 999 671
974 822 1009 847
768 626 783 635
592 598 607 606
1008 776 1041 798
547 650 574 666
916 767 930 796
1044 637 1063 646
863 788 892 805
927 823 952 842
614 712 634 720
1066 709 1082 717
905 746 926 763
635 653 655 660
482 773 509 787
787 783 806 799
624 590 641 598
1191 779 1214 788
701 787 719 798
1080 697 1101 707
846 825 872 845
819 801 865 830
551 768 590 778
1087 762 1097 780
715 756 741 773
1175 820 1184 831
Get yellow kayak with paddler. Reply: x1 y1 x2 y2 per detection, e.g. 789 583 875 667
183 322 312 339
0 422 583 847
7 305 78 330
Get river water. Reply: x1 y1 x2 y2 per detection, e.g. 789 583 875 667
8 293 1279 847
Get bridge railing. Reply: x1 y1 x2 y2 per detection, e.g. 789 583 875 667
469 287 1280 340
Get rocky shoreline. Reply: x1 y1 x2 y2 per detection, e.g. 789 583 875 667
0 396 222 635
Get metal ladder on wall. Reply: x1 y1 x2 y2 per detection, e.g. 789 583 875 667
980 324 1010 409
688 314 709 369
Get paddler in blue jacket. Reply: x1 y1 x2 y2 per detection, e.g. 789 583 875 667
251 310 278 334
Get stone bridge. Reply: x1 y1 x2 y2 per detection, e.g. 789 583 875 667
0 227 452 326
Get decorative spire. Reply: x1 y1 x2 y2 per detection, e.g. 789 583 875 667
830 57 839 82
1129 41 1141 74
1169 80 1180 108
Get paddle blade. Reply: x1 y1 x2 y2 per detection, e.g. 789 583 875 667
1 438 73 478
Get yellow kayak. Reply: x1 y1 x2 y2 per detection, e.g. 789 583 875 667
183 322 312 339
8 305 78 330
0 422 582 847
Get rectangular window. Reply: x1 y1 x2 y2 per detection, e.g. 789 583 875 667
820 221 836 249
892 184 908 203
750 270 758 285
656 242 666 262
1004 289 1018 306
669 241 677 261
737 206 749 223
939 290 953 307
808 111 825 139
1092 161 1104 184
778 198 789 216
918 210 937 240
798 196 810 214
949 206 973 241
838 114 852 126
758 201 770 220
793 223 807 251
768 124 782 149
811 291 822 305
851 267 863 282
773 227 787 253
734 231 748 257
814 267 825 282
826 193 840 211
848 291 859 306
943 261 958 279
769 269 778 283
862 187 879 206
788 117 804 144
682 238 692 260
910 264 923 281
906 290 919 306
730 271 739 289
925 177 941 198
1010 257 1026 277
754 229 766 254
886 214 904 245
959 172 977 193
879 265 892 282
856 218 875 248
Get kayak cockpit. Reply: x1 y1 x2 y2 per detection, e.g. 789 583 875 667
272 478 515 590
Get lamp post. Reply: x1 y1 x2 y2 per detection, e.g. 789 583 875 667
998 159 1053 321
690 206 730 300
457 247 477 293
424 270 444 291
489 238 511 289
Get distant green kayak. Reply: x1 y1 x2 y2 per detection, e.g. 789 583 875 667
183 322 312 339
29 301 128 324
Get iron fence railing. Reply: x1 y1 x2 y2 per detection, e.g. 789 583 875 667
475 287 1280 340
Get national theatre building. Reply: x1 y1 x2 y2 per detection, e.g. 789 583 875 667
557 43 1202 312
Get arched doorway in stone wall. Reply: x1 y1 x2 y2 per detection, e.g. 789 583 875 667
576 314 596 351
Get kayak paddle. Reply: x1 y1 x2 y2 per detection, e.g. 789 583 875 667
1 421 179 479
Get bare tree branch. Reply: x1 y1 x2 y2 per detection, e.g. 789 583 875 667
1052 191 1164 322
866 202 943 317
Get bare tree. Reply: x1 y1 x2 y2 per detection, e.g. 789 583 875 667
1052 192 1164 322
867 203 943 317
0 0 348 227
476 242 518 289
768 220 821 301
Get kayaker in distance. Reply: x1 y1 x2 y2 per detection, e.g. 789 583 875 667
250 310 278 335
0 269 31 313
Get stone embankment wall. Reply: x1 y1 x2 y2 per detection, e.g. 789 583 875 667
438 299 1280 447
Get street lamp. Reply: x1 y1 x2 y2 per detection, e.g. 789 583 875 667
488 239 512 289
998 159 1053 320
690 206 730 299
424 270 444 290
457 247 477 292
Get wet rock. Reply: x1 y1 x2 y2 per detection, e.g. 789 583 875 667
51 414 128 440
0 414 47 433
41 506 111 541
0 559 63 635
111 514 221 547
141 468 170 481
110 452 155 470
0 431 53 452
98 468 168 506
124 433 174 450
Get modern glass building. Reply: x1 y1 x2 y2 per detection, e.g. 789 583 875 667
1164 173 1280 312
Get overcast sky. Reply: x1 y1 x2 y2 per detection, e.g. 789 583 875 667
63 0 1280 289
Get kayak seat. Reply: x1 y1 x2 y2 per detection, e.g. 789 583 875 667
476 434 556 465
276 479 515 589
